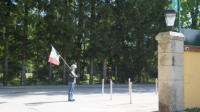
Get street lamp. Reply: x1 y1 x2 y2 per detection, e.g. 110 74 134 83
165 8 176 30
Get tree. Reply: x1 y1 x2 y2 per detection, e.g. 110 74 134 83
16 0 35 85
96 0 115 82
0 0 173 85
0 0 15 86
88 0 97 84
181 0 200 29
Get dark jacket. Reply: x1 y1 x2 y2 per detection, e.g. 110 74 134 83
69 70 76 83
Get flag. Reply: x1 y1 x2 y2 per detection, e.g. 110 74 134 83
48 46 60 65
172 0 178 12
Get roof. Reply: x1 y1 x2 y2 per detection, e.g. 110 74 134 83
181 29 200 46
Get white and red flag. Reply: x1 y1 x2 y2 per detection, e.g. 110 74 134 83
48 46 60 65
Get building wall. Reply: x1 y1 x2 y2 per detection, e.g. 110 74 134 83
184 50 200 108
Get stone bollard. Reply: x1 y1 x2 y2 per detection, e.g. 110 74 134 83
102 79 104 96
129 82 132 104
156 31 185 112
128 78 131 95
155 78 158 94
110 80 112 100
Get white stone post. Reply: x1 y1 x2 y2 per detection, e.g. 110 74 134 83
129 82 132 104
128 78 131 95
110 80 112 100
102 79 104 96
155 78 158 94
156 31 185 112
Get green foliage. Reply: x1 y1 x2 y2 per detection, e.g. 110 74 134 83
186 108 200 112
1 0 197 86
181 0 200 29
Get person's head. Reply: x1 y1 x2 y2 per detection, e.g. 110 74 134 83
70 64 77 71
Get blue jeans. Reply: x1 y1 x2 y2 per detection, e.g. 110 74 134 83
68 82 75 100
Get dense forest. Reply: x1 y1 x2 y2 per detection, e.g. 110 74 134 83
0 0 199 86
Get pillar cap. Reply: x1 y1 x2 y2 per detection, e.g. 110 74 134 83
156 31 185 41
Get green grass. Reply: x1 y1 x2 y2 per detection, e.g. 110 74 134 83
186 108 200 112
0 73 158 86
79 74 100 85
148 78 157 84
8 78 21 86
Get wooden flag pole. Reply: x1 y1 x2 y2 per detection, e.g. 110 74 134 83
59 55 70 69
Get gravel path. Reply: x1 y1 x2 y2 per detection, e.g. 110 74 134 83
0 84 158 112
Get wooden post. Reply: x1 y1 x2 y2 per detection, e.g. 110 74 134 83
110 80 112 100
102 79 104 96
130 81 132 104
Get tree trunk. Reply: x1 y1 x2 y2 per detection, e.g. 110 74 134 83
49 63 52 83
77 0 83 84
3 27 8 86
63 61 67 83
191 0 199 29
63 37 66 84
21 2 28 85
103 58 107 82
21 56 26 85
89 57 94 85
3 0 12 86
114 64 118 83
62 0 70 85
89 0 96 85
63 56 67 84
136 35 143 83
34 49 39 84
137 68 142 83
48 30 53 83
77 61 81 84
33 5 43 85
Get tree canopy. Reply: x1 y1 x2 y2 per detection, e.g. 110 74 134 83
0 0 199 86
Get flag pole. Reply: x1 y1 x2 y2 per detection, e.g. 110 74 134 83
59 55 70 69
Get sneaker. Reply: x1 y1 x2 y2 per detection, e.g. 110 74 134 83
68 99 75 102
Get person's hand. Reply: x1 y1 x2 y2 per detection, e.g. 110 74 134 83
76 74 80 77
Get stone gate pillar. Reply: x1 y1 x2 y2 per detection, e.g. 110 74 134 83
156 31 185 112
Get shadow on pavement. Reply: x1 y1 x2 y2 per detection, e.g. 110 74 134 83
25 101 67 106
0 102 7 104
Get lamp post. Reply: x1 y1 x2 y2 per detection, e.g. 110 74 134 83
164 8 177 31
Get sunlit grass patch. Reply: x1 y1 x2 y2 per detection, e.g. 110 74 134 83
8 78 21 86
0 73 3 78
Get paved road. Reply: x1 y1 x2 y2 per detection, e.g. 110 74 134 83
0 84 158 112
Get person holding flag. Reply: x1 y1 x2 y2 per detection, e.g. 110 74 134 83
48 45 79 101
68 64 79 102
